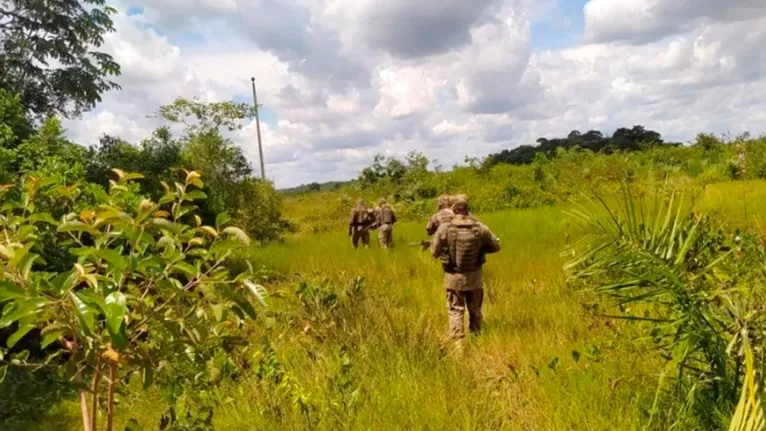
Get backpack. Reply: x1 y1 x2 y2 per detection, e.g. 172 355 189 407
380 205 395 224
444 219 483 273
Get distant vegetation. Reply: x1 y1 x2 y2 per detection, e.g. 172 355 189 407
282 128 762 235
482 125 670 167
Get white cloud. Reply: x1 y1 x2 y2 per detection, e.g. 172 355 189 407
584 0 766 44
61 0 766 188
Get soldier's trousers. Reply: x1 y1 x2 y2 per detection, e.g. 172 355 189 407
352 229 370 248
446 289 484 340
378 223 393 247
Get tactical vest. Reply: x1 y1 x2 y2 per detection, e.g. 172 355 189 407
443 218 484 273
380 205 395 224
353 208 371 226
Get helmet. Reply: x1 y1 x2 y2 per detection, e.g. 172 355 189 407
437 194 452 209
452 195 469 214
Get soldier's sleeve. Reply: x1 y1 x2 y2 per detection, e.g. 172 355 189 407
392 210 397 224
430 224 447 258
426 215 437 235
481 224 501 254
349 210 356 226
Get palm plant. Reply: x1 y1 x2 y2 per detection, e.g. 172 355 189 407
564 181 766 429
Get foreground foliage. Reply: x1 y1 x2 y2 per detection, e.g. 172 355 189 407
565 183 766 429
0 170 268 430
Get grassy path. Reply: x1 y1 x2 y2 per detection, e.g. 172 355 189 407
206 206 662 430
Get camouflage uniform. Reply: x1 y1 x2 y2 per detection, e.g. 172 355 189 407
375 199 397 248
426 194 455 236
348 199 372 248
430 197 500 348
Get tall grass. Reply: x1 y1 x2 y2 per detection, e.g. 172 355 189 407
15 180 766 430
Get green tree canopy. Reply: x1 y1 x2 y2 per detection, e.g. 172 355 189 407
0 0 121 118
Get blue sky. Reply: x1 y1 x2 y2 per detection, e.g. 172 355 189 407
530 0 587 50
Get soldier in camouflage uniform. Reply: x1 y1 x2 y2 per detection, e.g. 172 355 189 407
348 199 372 248
430 195 501 352
452 193 479 222
426 194 455 236
374 198 397 248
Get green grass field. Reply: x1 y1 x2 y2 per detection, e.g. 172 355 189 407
10 180 766 430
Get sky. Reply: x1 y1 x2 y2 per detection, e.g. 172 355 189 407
63 0 766 188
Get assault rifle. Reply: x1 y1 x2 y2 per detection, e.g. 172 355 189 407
408 239 431 251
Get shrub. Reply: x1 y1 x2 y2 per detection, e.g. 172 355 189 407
564 183 766 429
0 170 268 430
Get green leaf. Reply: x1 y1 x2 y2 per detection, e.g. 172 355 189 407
212 304 224 322
0 281 25 302
142 367 154 390
0 244 13 260
215 213 231 230
91 186 110 203
57 221 96 235
7 323 35 348
28 212 58 225
104 292 127 335
222 227 251 246
9 243 33 267
0 365 6 384
41 327 66 349
94 249 128 272
209 239 245 260
122 172 145 181
171 262 197 279
183 190 207 201
69 292 95 336
0 298 46 328
244 281 269 306
151 218 181 235
232 297 257 319
189 177 204 189
110 324 129 351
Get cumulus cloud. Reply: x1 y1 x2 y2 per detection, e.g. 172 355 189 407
61 0 766 187
326 0 502 58
584 0 766 44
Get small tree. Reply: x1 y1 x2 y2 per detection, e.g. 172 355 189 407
0 169 267 430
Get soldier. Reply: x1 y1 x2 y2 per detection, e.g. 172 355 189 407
452 193 479 222
348 199 372 248
430 195 501 353
426 194 455 236
375 198 397 248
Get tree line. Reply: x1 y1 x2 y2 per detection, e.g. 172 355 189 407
482 125 672 167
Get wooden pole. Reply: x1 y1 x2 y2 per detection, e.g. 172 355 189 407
251 77 266 180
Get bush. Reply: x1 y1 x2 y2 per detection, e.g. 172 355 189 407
0 170 269 430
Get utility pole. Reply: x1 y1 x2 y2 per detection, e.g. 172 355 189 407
251 77 266 180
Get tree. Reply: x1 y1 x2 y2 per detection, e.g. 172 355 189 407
0 0 121 118
0 170 267 430
85 129 183 200
156 98 290 242
156 98 254 221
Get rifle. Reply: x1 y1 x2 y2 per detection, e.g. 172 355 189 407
408 240 431 251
